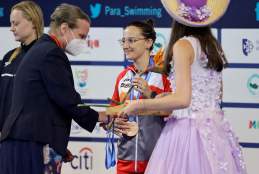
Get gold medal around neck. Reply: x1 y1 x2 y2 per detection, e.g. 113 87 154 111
125 121 139 137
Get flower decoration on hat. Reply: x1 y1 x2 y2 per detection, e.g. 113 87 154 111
177 3 212 23
161 0 230 27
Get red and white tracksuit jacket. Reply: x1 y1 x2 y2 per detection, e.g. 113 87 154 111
110 60 172 173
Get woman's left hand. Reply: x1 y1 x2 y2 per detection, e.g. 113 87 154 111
118 100 142 118
132 76 152 99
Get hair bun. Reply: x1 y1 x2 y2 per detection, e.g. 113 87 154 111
145 19 155 28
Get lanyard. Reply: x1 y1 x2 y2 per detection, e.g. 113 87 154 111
129 57 153 122
105 115 116 169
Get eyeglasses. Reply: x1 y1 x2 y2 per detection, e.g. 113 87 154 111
118 37 146 47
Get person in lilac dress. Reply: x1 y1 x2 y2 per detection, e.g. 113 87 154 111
118 0 247 173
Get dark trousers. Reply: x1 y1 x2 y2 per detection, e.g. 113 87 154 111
0 138 44 174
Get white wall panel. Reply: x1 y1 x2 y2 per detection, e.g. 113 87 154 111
222 29 259 64
71 65 124 99
222 68 259 103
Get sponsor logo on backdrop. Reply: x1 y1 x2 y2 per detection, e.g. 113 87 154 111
105 6 162 18
74 68 89 97
90 3 102 18
71 147 93 170
86 35 99 49
90 3 162 18
71 121 100 134
256 2 259 21
71 121 83 134
242 39 259 56
75 69 88 87
249 121 259 129
247 74 259 98
0 7 3 17
153 33 167 54
242 39 254 56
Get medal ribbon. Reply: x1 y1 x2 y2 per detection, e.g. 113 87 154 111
105 115 116 169
129 57 153 122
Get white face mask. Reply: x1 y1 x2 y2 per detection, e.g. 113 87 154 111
63 29 87 57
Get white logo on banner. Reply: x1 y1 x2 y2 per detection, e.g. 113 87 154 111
62 142 117 174
71 65 124 100
222 29 259 64
223 68 259 103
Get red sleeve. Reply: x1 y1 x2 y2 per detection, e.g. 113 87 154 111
162 74 172 92
161 74 172 119
110 70 127 106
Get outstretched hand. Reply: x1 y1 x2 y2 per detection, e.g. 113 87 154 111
99 117 130 138
118 100 142 119
98 111 108 123
110 118 130 137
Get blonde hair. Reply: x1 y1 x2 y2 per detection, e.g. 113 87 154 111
9 1 44 62
49 4 91 35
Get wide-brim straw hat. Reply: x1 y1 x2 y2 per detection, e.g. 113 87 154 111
161 0 230 27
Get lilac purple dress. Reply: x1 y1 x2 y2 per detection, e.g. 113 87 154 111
144 37 247 174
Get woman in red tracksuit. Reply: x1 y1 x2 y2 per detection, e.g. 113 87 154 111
109 19 172 174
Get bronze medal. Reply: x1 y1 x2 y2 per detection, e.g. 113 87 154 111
125 121 139 136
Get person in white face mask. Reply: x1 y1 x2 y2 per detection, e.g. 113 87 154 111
0 4 108 174
63 28 87 56
48 4 90 57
